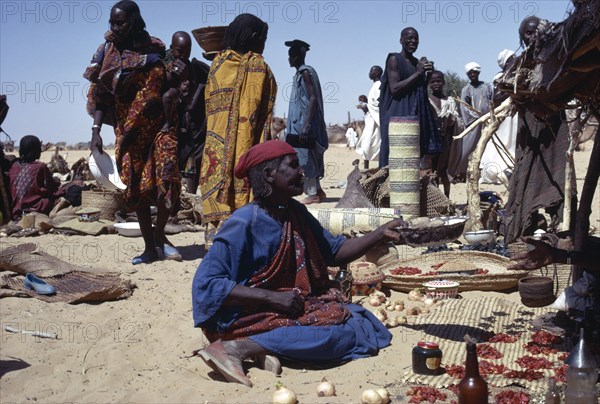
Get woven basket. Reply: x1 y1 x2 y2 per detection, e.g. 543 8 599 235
359 169 450 217
81 189 126 221
360 167 390 208
191 26 227 52
380 250 527 292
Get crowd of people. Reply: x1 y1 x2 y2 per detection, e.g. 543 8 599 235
0 0 597 389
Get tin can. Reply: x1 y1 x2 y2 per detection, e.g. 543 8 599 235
412 341 443 375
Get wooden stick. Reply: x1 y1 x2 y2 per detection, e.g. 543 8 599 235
454 98 512 140
561 113 590 232
464 100 511 232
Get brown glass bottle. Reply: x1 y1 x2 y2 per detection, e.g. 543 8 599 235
458 342 489 404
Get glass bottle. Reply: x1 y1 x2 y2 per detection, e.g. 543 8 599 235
564 329 599 404
458 341 489 404
335 265 353 300
544 379 560 404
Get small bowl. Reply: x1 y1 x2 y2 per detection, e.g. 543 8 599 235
463 230 496 245
518 276 555 307
113 222 142 237
423 280 460 300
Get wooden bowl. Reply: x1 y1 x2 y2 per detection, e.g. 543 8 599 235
518 276 555 307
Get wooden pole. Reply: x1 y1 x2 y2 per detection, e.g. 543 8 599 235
464 100 511 232
573 125 600 282
561 114 589 232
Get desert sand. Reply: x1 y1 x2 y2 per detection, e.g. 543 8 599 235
0 140 598 403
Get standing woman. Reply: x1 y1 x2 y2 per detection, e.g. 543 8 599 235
199 14 277 246
84 0 181 264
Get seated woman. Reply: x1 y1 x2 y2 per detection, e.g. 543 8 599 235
8 135 59 221
192 140 405 387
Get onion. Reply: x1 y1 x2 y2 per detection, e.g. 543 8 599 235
361 389 384 404
423 297 435 306
369 297 382 306
272 383 297 404
376 388 390 404
316 377 336 397
373 290 386 300
407 289 423 301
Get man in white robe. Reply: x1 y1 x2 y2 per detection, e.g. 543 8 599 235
355 66 382 169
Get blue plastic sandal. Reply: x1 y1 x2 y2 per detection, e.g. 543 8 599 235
163 245 182 261
131 251 158 265
24 273 56 295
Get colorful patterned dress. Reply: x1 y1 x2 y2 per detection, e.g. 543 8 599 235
84 35 180 211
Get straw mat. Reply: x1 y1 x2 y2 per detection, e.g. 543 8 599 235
381 251 528 292
0 243 134 303
400 296 572 391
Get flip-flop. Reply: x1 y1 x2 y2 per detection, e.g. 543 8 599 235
163 245 182 262
197 340 252 387
131 251 159 265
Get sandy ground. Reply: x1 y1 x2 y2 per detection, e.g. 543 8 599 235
0 140 598 403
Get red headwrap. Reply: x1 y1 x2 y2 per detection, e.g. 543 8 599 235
234 140 297 179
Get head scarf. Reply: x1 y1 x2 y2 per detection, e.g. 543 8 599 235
497 49 515 70
464 62 482 74
234 140 296 179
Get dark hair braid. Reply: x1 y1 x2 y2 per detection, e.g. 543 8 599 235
224 13 268 53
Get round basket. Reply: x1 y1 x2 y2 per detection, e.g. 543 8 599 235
423 280 460 299
191 26 227 52
81 189 126 221
381 250 526 292
349 262 385 296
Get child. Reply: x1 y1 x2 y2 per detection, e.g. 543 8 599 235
162 31 193 133
8 135 59 220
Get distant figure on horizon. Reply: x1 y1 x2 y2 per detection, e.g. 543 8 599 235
379 27 442 170
457 61 494 181
285 39 328 205
428 71 463 198
355 65 382 169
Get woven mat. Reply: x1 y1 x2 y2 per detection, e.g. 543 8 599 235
0 243 134 304
381 251 527 292
400 296 572 391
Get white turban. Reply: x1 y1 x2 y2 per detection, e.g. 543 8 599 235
464 62 481 74
497 49 515 70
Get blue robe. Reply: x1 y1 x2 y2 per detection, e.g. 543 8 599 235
379 53 442 168
191 201 392 362
286 65 328 179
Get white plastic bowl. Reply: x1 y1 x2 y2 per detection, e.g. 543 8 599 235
89 151 126 191
463 229 496 245
113 222 142 237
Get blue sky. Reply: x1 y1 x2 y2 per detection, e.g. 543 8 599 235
1 0 574 144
